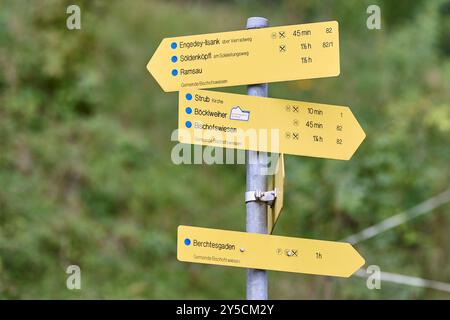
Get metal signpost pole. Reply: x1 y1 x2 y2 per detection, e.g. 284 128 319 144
245 16 269 300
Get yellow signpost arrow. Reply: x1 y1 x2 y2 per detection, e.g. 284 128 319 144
178 89 365 160
178 225 365 277
147 21 340 92
268 154 284 233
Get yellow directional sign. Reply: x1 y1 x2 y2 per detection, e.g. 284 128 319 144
178 225 365 277
178 89 365 160
147 21 340 92
268 154 284 233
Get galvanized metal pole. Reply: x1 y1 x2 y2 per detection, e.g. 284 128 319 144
246 16 269 300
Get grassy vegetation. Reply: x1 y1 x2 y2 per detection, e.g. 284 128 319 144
0 0 449 299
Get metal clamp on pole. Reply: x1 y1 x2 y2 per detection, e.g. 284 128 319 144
245 189 277 206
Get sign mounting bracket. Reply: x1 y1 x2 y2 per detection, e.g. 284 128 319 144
245 189 277 206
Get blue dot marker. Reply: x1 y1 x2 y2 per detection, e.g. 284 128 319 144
171 42 177 49
185 107 192 114
171 56 178 63
171 69 178 76
185 121 192 128
184 238 191 246
185 93 192 101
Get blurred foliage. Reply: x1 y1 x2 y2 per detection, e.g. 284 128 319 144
0 0 449 299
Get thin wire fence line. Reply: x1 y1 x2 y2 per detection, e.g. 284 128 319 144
354 268 450 293
341 188 450 293
342 188 450 244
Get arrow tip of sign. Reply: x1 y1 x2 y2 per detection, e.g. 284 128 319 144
146 59 153 75
344 243 366 278
343 110 366 160
146 59 170 93
146 40 172 92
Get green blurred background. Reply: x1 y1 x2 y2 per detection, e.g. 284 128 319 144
1 0 449 299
